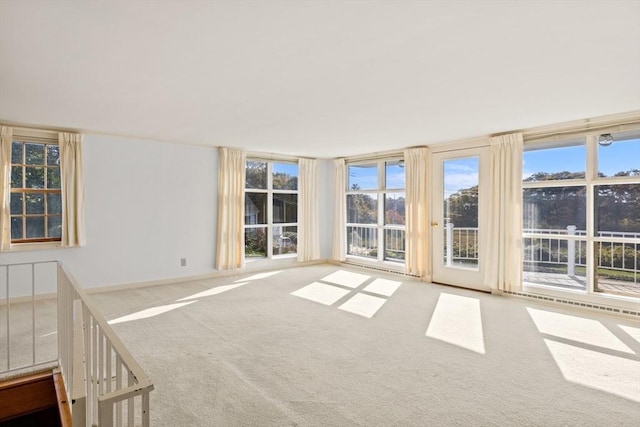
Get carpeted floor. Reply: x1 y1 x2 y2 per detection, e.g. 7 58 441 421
85 264 640 426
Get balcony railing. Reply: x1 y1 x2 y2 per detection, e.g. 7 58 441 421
1 261 154 426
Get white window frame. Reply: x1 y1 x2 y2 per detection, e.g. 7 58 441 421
345 157 406 266
8 127 63 250
522 130 640 305
244 159 298 260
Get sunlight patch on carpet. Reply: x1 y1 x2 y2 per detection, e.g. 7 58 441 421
177 283 248 301
108 301 197 325
338 293 387 318
237 270 283 282
527 308 633 354
544 339 640 403
291 282 350 306
321 270 370 289
426 293 485 354
619 324 640 345
363 278 402 297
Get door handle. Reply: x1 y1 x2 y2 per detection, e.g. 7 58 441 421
431 222 438 227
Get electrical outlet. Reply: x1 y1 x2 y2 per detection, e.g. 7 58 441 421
180 258 187 267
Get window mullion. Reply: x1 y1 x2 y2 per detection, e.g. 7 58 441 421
586 134 597 293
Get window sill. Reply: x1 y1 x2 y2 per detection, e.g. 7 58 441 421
7 241 62 252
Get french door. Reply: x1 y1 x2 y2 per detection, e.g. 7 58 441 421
431 148 490 292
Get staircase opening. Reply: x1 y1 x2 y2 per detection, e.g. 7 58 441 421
0 370 71 427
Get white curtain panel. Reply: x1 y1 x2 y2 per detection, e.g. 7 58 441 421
216 147 246 270
331 158 346 261
485 133 523 291
0 126 12 251
59 132 87 247
297 158 321 262
404 147 431 280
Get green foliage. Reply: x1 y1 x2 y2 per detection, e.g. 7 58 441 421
246 161 267 189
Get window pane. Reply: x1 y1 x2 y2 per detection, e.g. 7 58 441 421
246 161 267 189
47 167 61 189
245 227 267 258
273 194 297 223
523 186 586 231
25 193 44 214
385 161 405 189
48 216 62 238
594 241 638 298
348 164 377 190
10 193 23 215
272 163 298 190
385 192 405 225
384 229 405 262
11 142 22 164
11 166 22 188
347 226 377 259
245 193 267 225
272 226 297 256
595 184 640 234
523 237 587 291
47 193 62 215
11 217 23 239
25 167 44 188
347 194 377 224
523 143 586 181
26 216 45 239
25 143 44 165
444 157 478 228
46 145 60 166
598 136 640 178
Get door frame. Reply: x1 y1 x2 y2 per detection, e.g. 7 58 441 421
431 146 491 292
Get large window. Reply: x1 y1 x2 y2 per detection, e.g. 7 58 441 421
346 159 405 263
244 160 298 259
10 133 62 243
522 131 640 299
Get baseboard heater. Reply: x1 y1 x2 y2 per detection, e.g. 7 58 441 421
340 260 638 318
504 290 640 318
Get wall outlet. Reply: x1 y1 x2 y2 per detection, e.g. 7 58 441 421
180 258 187 267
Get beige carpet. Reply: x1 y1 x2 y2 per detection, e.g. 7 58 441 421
86 264 640 426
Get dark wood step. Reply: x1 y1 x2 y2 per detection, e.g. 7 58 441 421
0 370 71 427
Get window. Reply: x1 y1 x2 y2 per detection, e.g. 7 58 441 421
522 131 640 299
346 159 405 263
10 132 62 243
244 160 298 259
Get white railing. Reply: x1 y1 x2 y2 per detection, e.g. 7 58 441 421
522 226 640 278
1 261 59 374
444 224 478 266
1 261 154 426
347 226 406 261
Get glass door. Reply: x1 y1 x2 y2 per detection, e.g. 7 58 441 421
432 148 490 291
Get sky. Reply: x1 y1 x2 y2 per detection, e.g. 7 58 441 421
523 137 640 179
337 137 639 195
273 162 298 177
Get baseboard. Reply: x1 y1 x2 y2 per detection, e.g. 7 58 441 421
504 289 640 318
86 259 328 295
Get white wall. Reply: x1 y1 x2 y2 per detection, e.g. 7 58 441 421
1 134 336 296
1 134 219 291
317 159 334 260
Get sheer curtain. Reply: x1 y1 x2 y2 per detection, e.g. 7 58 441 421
59 132 86 247
404 147 431 280
297 158 320 262
0 126 12 251
332 158 346 261
216 147 246 270
485 133 523 291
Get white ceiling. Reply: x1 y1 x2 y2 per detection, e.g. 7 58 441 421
1 1 639 158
